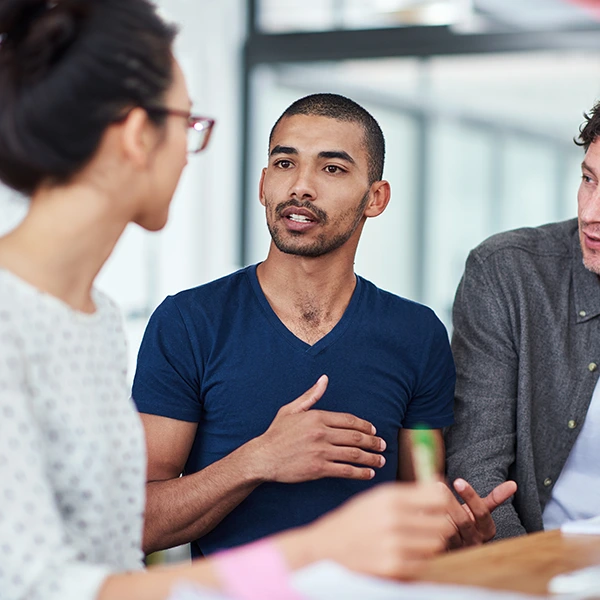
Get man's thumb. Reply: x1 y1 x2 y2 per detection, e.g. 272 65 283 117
485 480 518 512
286 374 328 414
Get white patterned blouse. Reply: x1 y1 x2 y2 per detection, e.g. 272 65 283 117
0 269 146 600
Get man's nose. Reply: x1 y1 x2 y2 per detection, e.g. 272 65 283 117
289 166 316 201
579 186 600 223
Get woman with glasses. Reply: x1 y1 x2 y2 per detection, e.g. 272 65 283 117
0 1 450 599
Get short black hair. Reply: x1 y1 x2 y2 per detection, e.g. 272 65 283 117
269 93 385 185
0 0 177 195
576 100 600 152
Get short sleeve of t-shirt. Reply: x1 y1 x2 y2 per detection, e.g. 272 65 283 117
401 312 455 429
132 296 203 422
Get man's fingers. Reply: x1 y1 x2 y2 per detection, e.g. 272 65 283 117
441 483 473 526
441 481 480 546
326 446 385 469
321 410 377 435
453 478 496 543
484 480 517 512
285 375 329 414
444 515 463 550
439 495 464 549
454 479 494 524
327 428 386 452
323 463 376 480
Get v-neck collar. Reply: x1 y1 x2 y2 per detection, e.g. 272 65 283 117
246 263 363 356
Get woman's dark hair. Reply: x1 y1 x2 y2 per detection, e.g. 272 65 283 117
0 0 177 195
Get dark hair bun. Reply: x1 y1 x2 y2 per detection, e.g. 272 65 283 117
0 0 91 83
0 0 176 196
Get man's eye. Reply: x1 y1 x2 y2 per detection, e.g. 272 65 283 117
276 160 292 169
325 165 342 174
582 175 594 184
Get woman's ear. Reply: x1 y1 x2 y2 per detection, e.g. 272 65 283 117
364 180 391 218
120 107 159 169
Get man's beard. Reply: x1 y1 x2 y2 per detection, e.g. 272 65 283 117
266 192 369 258
583 256 600 275
580 223 600 275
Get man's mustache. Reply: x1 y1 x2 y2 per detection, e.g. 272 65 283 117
581 222 600 239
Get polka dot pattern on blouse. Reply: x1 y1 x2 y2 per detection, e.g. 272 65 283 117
0 269 146 600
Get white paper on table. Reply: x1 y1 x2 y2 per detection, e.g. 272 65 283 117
548 565 600 595
291 561 579 600
561 515 600 535
165 561 589 600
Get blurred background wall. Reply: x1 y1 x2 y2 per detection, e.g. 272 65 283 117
2 0 600 376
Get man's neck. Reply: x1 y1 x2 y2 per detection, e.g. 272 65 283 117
256 245 358 345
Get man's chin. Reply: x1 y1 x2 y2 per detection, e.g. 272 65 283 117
274 242 326 258
582 255 600 276
269 228 328 258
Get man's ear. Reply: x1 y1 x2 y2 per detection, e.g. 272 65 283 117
120 107 159 169
258 168 267 207
364 180 391 218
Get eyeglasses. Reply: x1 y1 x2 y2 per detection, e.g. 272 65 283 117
144 107 215 154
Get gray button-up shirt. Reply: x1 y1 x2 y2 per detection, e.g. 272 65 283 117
445 218 600 539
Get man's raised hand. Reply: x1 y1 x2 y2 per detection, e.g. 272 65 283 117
443 479 518 548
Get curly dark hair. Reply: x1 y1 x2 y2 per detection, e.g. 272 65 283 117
576 100 600 151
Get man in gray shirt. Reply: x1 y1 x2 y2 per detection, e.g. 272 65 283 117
445 101 600 540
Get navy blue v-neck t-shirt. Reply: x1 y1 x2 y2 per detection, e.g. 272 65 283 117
132 265 455 556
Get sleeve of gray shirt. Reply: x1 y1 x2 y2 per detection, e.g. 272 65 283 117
445 247 527 540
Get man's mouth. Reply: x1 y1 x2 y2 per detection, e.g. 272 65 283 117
280 206 320 224
287 213 314 224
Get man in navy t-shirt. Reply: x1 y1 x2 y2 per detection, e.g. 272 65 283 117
133 94 514 557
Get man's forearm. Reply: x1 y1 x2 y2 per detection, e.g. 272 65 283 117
143 439 265 554
142 379 387 554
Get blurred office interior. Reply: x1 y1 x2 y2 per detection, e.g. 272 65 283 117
1 0 600 376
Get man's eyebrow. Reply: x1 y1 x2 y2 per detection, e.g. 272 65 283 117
270 145 298 156
582 161 597 177
318 150 355 165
